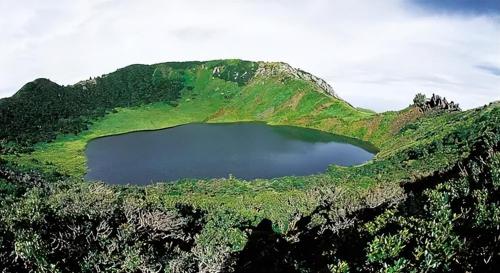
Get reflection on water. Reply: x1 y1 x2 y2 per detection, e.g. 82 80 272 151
85 122 376 184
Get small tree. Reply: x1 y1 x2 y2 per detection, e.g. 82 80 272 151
413 93 426 107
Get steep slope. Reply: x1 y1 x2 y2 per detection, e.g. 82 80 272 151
1 59 498 272
0 63 182 147
1 103 498 272
1 59 392 176
0 60 362 148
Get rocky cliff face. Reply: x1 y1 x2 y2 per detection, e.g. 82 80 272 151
254 62 341 100
420 93 461 112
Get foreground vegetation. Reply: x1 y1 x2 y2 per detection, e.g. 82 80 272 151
0 60 499 272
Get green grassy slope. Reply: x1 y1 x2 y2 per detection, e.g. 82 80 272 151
2 58 487 234
1 60 498 272
2 60 393 177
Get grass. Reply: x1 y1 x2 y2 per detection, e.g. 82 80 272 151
2 60 499 272
4 60 496 240
5 65 383 178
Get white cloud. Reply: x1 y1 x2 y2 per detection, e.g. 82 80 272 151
0 0 499 111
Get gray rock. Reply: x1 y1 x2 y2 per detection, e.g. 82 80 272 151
419 93 461 112
255 62 341 100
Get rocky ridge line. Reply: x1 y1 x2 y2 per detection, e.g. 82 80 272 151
254 62 341 100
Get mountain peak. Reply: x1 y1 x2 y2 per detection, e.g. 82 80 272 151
255 61 340 100
14 78 61 98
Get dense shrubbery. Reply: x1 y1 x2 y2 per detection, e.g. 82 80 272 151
224 123 500 273
0 59 499 272
0 165 206 272
362 142 499 272
0 64 184 150
0 107 498 272
0 60 262 152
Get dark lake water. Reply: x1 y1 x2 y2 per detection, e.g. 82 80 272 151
85 122 377 184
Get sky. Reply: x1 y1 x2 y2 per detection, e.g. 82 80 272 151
0 0 499 111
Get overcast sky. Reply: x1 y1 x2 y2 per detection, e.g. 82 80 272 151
1 0 499 111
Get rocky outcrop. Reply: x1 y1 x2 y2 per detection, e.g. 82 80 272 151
255 62 341 100
417 93 461 112
73 77 98 91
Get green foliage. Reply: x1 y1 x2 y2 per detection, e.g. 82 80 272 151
362 149 500 272
328 260 351 273
210 59 258 86
0 174 206 272
0 59 499 272
413 93 427 107
366 188 463 272
2 60 379 177
0 64 184 149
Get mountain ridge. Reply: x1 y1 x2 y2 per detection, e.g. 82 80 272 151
11 60 344 103
0 59 499 272
0 59 366 151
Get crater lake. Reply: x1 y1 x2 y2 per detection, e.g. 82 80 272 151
84 122 377 184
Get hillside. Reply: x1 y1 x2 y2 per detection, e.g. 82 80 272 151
1 60 405 177
0 60 499 272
